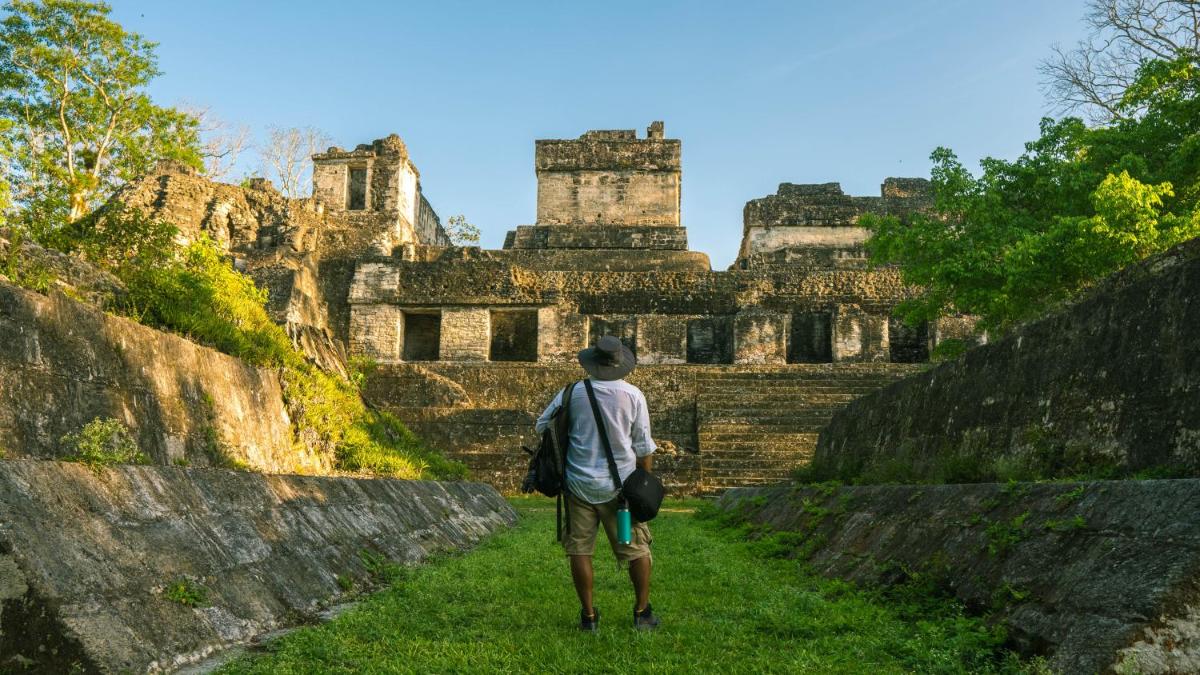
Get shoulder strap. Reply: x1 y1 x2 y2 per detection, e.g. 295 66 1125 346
583 379 623 494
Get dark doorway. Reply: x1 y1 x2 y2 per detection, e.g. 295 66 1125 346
888 317 929 363
789 311 833 363
402 312 440 361
687 317 733 364
490 310 538 362
348 167 368 211
589 317 637 356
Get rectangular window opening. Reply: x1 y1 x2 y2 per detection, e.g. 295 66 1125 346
489 310 539 362
687 317 733 364
588 316 637 357
888 317 929 363
402 312 440 361
348 167 368 211
788 311 833 363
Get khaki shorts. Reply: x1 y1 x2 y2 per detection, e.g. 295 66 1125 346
563 493 653 565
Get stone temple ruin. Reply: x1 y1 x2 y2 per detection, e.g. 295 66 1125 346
115 121 980 493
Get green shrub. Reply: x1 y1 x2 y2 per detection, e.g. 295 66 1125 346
61 206 463 481
61 417 148 471
2 228 57 293
163 578 208 607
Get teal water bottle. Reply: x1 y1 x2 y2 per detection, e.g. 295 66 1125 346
617 503 632 545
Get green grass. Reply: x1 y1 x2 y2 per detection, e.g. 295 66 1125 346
219 498 1029 674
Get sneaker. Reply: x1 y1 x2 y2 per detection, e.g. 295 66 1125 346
580 607 600 632
633 604 660 631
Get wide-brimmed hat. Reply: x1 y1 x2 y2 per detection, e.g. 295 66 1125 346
578 335 636 381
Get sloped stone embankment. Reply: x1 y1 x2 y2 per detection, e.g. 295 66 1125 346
0 461 515 673
716 481 1200 674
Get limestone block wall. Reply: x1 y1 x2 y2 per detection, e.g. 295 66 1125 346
717 481 1200 674
737 179 931 264
349 303 403 363
364 362 921 494
636 315 688 364
813 236 1200 482
0 461 515 674
0 282 327 473
534 124 682 227
536 171 681 226
537 305 588 362
440 307 491 361
733 311 788 365
832 303 889 362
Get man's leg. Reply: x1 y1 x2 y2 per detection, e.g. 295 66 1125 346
563 494 602 627
628 555 651 612
570 555 595 616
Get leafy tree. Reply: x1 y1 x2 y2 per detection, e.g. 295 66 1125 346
866 52 1200 333
444 213 480 245
0 0 201 237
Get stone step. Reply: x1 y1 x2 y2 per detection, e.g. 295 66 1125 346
698 418 835 429
701 476 792 489
700 446 816 456
700 431 825 442
698 421 831 432
698 408 841 420
702 462 807 474
696 393 864 405
702 466 796 478
695 379 899 388
693 371 915 382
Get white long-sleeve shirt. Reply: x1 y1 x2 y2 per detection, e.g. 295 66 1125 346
534 378 657 504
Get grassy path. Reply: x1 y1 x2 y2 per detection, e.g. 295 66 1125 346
221 498 1025 674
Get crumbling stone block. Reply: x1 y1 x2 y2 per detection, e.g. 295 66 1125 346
635 315 688 364
537 306 588 362
439 308 491 362
535 122 681 227
349 303 403 363
832 304 889 362
733 310 788 365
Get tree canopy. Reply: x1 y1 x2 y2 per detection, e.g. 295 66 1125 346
866 51 1200 334
0 0 201 237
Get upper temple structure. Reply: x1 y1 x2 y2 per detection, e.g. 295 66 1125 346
112 121 981 493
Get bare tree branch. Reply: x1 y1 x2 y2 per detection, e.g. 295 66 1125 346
257 126 331 198
183 104 251 183
1040 0 1200 123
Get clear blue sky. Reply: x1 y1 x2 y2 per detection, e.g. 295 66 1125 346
112 0 1091 268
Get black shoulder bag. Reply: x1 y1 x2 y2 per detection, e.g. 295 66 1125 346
583 379 665 523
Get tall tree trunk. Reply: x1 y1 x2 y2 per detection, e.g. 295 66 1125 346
68 191 89 222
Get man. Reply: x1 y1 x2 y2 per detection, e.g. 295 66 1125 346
534 335 660 632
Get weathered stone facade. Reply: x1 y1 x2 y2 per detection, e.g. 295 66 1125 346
535 122 680 227
737 178 931 267
312 134 450 251
104 123 970 493
319 123 963 492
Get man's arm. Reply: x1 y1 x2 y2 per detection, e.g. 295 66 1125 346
630 390 657 463
533 389 564 435
636 454 653 471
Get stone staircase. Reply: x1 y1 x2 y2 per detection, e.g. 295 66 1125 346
696 367 919 491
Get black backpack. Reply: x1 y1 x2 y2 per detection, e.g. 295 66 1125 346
520 382 578 539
